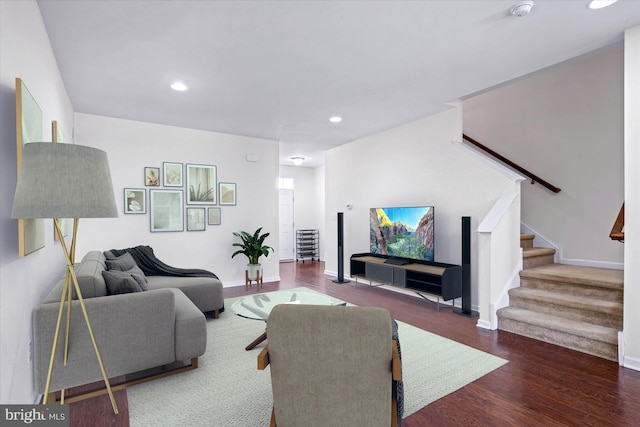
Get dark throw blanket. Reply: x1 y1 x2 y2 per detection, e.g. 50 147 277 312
108 245 219 279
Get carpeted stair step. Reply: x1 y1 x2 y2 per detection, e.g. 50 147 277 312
508 287 622 329
520 233 535 249
522 247 555 268
497 307 618 361
520 264 623 303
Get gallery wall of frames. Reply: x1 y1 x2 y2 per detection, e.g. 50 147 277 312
124 162 237 232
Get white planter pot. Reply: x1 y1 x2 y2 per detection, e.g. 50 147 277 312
247 263 262 280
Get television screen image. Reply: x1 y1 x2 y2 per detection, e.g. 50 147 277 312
370 206 434 262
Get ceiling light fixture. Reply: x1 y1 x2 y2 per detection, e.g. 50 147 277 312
170 81 188 91
329 116 342 123
510 0 534 17
291 157 305 166
588 0 618 9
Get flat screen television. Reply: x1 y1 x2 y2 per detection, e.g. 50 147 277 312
370 206 434 262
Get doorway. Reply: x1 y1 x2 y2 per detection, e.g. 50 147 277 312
279 189 294 261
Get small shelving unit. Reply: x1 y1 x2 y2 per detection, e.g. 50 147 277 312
296 229 319 263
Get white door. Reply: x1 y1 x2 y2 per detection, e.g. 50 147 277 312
279 189 295 261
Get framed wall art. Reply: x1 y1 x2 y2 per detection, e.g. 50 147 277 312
186 163 216 204
15 78 45 257
145 167 160 186
208 207 221 225
187 207 206 231
52 120 71 241
150 189 184 232
163 162 183 187
124 188 146 214
219 182 236 206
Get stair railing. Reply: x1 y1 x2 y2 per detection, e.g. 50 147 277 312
462 134 561 193
610 203 624 242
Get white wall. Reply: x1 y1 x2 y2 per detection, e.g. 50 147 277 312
0 0 75 403
74 114 281 286
279 165 326 260
324 105 519 308
464 46 625 268
623 26 640 370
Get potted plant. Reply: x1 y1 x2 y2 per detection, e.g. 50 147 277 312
232 227 274 280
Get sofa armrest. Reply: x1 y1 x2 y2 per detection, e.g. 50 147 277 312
33 288 177 394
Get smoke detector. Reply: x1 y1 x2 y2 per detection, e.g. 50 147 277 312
510 1 534 17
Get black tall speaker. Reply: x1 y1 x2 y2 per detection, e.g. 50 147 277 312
332 212 350 283
454 216 478 317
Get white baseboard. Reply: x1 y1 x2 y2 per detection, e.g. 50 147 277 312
619 331 640 371
324 269 337 278
521 222 624 270
618 331 625 366
520 222 560 262
476 319 492 330
222 276 281 288
559 258 624 270
623 355 640 372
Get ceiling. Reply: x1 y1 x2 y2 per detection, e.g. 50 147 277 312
37 1 640 168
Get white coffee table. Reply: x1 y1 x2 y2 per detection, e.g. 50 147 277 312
231 290 346 350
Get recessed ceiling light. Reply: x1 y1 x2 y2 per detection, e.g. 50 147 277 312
329 116 342 123
291 157 305 166
588 0 618 9
170 81 188 91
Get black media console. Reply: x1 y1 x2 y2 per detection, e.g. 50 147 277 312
349 253 462 302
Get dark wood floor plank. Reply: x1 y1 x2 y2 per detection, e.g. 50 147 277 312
66 260 640 426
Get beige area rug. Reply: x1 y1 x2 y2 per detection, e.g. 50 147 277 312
128 287 507 426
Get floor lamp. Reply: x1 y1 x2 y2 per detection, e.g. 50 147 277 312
11 142 119 413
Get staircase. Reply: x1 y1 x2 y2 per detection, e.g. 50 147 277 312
497 234 624 361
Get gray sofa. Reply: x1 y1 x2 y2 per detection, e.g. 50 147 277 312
33 250 224 401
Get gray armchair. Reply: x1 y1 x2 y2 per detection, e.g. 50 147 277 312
258 304 402 427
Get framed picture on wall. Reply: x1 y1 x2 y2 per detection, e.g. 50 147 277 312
208 207 221 225
187 207 206 231
15 77 45 256
145 167 160 186
150 189 183 232
186 163 216 204
124 188 146 214
163 162 183 187
219 182 236 206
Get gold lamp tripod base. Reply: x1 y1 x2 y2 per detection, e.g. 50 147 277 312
43 218 118 414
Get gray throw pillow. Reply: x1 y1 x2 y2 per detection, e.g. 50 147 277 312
102 270 144 295
127 265 147 280
129 271 148 291
105 252 138 272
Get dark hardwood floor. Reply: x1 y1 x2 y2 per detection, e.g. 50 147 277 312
70 261 640 426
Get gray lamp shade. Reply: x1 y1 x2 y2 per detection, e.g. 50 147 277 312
11 143 118 219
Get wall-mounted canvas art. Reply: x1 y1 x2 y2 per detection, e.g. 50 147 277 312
150 189 184 232
163 162 183 187
145 167 160 186
186 164 216 204
219 182 236 205
124 188 146 214
15 78 45 256
208 207 221 225
187 207 206 231
52 120 71 241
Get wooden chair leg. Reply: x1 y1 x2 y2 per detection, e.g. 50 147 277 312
270 406 277 426
391 397 398 427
